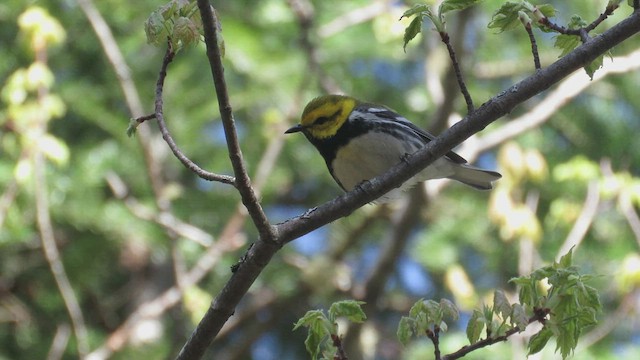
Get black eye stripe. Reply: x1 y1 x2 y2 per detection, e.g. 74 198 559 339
315 116 330 125
314 109 342 126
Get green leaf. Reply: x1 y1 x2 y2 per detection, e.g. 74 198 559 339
584 52 606 79
567 14 588 29
493 290 511 319
488 1 525 32
144 11 168 46
528 327 553 355
536 4 556 18
439 0 483 14
400 4 431 19
397 317 414 345
424 299 442 324
511 304 529 331
583 284 602 311
554 33 580 57
466 309 484 343
403 17 423 51
328 300 366 323
558 248 574 268
440 298 459 322
408 299 426 318
304 328 325 359
293 310 327 331
294 310 331 359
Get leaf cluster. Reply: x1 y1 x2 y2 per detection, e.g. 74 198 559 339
511 250 602 358
144 0 212 51
400 0 482 50
487 1 614 78
397 298 459 346
393 250 601 359
293 300 367 360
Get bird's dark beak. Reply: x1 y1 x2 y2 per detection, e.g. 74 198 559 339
285 124 304 134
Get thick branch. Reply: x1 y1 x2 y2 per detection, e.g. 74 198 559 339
177 10 640 359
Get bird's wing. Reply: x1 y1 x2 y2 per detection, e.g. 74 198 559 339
362 105 468 164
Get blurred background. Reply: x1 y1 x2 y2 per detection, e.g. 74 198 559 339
1 0 639 359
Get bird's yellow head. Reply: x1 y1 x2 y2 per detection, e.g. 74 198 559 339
285 95 357 139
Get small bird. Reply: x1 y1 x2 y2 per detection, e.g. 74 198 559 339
285 95 501 200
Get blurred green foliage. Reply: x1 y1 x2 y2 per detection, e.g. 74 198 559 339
1 0 639 359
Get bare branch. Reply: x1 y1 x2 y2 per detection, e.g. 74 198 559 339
154 45 236 185
427 326 442 360
538 3 617 44
196 1 274 241
524 23 541 70
438 31 474 113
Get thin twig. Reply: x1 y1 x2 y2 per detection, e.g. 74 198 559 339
538 3 617 45
442 310 549 360
154 44 236 185
430 7 474 130
524 23 541 70
331 334 349 360
585 3 619 33
427 326 442 360
132 113 156 124
539 18 591 43
439 31 474 113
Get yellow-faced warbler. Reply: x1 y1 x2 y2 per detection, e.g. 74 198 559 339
285 95 501 200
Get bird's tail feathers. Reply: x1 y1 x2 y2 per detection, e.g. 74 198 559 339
451 164 502 190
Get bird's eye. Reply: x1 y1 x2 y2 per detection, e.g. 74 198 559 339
315 116 331 125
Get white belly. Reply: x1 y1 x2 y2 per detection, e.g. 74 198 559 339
331 132 455 192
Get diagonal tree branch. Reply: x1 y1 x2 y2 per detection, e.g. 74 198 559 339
196 1 274 242
176 7 640 359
